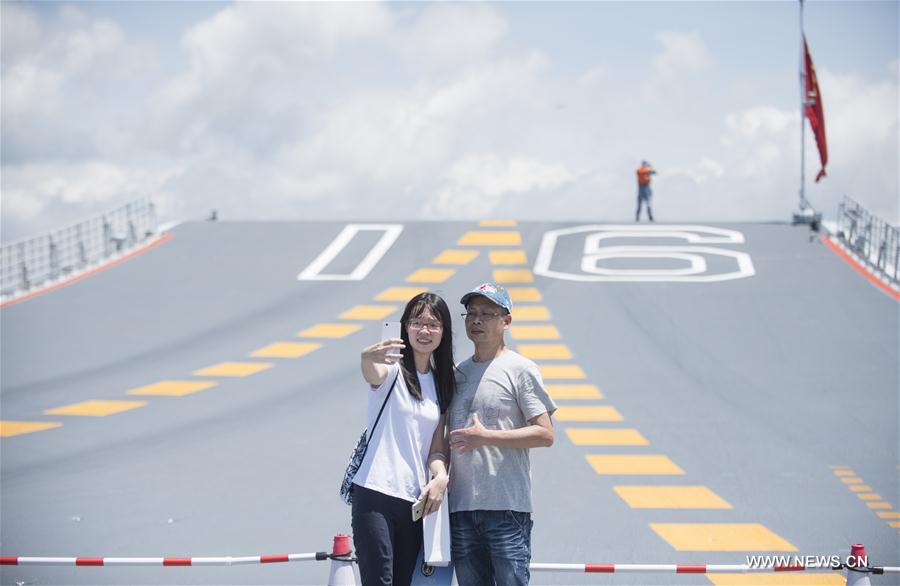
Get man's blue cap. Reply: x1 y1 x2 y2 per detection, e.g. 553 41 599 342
460 282 513 314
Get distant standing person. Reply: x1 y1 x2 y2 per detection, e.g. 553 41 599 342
447 283 557 586
636 160 657 222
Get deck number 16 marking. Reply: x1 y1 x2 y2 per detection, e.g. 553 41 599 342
533 225 755 282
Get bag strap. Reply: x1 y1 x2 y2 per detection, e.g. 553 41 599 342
363 367 401 446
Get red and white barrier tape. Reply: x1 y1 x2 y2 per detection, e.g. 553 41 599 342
532 563 812 574
0 552 325 567
3 555 897 574
529 563 900 575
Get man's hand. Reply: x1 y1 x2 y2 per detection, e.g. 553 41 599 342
449 412 490 454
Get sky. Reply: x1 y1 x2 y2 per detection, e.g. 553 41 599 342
1 1 898 242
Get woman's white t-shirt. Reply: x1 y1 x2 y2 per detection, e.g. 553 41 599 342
353 362 440 502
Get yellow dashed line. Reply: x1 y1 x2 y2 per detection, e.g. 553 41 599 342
586 454 684 475
432 250 479 265
478 220 517 227
538 364 586 379
194 362 273 377
506 287 542 302
566 428 647 446
339 305 398 320
555 405 622 422
856 493 882 501
517 344 571 360
128 380 217 397
650 523 797 551
509 325 560 340
251 342 322 358
545 384 603 399
375 287 428 301
457 231 521 246
614 486 732 509
493 269 534 283
406 268 456 283
489 250 528 265
707 573 844 585
511 306 550 321
0 421 63 437
298 323 363 338
45 400 146 417
833 467 898 534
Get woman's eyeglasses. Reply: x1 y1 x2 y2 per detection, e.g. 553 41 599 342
407 320 443 331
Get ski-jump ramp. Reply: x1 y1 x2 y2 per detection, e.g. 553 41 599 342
2 221 897 585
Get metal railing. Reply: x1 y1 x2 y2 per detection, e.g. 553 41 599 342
836 195 899 284
1 198 158 298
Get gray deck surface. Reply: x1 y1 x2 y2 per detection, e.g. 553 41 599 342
2 221 897 585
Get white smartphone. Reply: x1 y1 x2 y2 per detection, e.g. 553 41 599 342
381 321 401 341
411 495 426 522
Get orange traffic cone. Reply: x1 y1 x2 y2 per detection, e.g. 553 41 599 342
327 534 357 586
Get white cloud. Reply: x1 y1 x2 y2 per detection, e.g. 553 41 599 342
447 154 576 197
2 162 183 226
0 3 44 64
814 68 899 221
668 157 726 185
425 155 577 217
149 2 394 154
1 6 132 116
260 52 551 211
659 65 899 222
1 3 896 239
641 30 713 104
721 106 797 178
183 1 392 73
578 65 610 87
653 31 712 77
398 3 508 71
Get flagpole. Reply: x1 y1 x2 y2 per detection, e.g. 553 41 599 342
799 0 806 210
794 0 823 229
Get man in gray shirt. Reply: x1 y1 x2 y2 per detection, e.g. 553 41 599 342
448 282 556 586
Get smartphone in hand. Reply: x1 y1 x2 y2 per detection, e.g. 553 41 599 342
411 494 426 522
382 321 401 341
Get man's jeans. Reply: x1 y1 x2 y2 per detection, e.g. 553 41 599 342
450 510 533 586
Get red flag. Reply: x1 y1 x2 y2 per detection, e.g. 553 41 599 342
804 36 827 182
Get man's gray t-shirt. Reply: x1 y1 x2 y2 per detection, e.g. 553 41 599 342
448 349 557 513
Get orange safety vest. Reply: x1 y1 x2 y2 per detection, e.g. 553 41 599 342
637 166 652 186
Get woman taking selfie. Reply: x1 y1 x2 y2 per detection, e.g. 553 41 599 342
350 292 456 586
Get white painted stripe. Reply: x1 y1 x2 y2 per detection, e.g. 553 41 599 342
298 224 403 281
534 225 755 282
103 558 165 566
529 563 587 572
